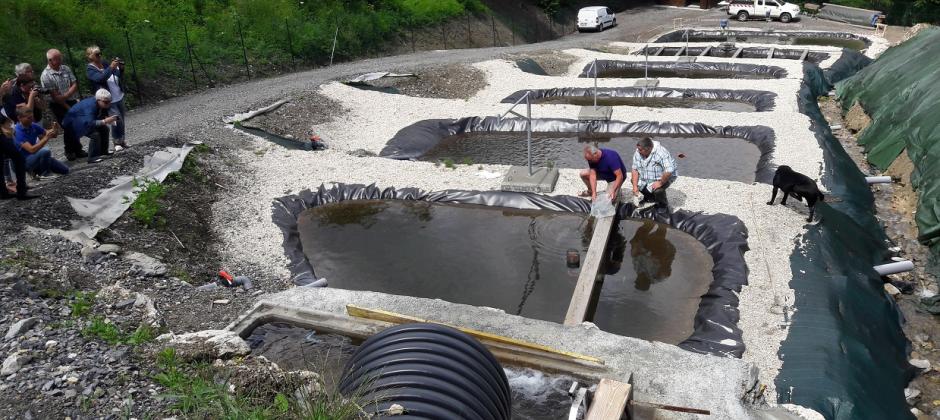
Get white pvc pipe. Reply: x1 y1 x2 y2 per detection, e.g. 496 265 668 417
866 176 893 184
874 260 915 276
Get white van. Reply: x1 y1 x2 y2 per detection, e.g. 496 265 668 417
728 0 802 23
577 6 616 32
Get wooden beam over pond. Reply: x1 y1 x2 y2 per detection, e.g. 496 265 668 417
564 215 616 326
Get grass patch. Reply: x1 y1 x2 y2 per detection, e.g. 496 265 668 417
82 316 123 344
70 291 96 318
125 178 167 228
443 158 456 169
126 325 157 346
461 157 474 165
154 348 367 419
0 247 38 270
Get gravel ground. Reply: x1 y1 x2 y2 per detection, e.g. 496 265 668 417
0 5 900 418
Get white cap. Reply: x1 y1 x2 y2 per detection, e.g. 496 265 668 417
95 89 112 101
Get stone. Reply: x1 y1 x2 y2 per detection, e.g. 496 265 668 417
134 294 162 328
80 246 103 262
97 244 122 254
125 252 167 277
906 387 922 404
212 299 230 305
1 351 31 375
115 298 136 310
885 283 901 297
45 340 58 350
64 389 77 399
910 359 931 370
5 317 40 340
156 330 250 362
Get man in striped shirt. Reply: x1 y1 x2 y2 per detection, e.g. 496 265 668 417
631 137 677 209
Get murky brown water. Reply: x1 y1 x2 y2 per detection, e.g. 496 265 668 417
534 96 756 112
297 200 714 343
420 133 762 183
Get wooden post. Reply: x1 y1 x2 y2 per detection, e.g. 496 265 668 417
183 23 198 89
564 215 616 326
235 16 251 80
586 378 633 420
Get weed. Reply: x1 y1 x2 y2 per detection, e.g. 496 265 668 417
478 165 484 170
192 143 211 154
443 158 456 169
125 178 167 228
170 268 193 284
126 325 156 345
547 160 556 169
461 157 474 165
82 316 122 344
70 291 96 318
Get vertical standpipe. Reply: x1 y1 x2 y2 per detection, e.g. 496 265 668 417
593 59 598 109
645 44 649 79
527 93 533 175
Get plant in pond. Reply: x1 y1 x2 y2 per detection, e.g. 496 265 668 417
125 177 167 228
443 158 456 169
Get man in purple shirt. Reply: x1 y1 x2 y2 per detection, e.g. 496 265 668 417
580 145 627 203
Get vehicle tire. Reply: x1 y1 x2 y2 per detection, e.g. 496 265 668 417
780 13 792 23
612 18 617 27
596 24 602 32
737 11 749 21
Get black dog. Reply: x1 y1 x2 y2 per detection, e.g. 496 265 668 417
767 165 825 222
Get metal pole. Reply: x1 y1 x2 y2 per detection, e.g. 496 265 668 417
467 13 471 47
685 29 689 58
411 26 416 53
593 59 598 109
330 26 338 66
511 16 515 46
63 38 83 98
492 14 497 47
235 16 250 80
123 28 142 103
183 23 198 89
286 19 295 69
526 93 532 176
441 22 446 49
645 44 649 79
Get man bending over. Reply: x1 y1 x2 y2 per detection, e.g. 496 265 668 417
631 137 677 209
580 145 627 203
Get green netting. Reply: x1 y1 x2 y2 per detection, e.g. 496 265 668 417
836 28 940 248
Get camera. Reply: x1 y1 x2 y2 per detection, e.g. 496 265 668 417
112 57 125 65
32 86 52 94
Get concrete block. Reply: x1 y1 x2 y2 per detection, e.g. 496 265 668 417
501 166 559 193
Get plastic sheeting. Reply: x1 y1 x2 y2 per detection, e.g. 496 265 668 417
837 27 940 250
823 49 872 85
379 117 777 184
635 46 831 63
501 87 778 112
579 60 788 79
271 183 751 358
817 3 883 27
653 30 871 49
773 57 913 420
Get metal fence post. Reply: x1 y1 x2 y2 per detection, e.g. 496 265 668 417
183 23 198 89
63 38 83 99
286 19 295 69
491 14 497 47
235 15 250 80
467 13 472 47
441 22 446 49
330 25 338 66
123 28 142 103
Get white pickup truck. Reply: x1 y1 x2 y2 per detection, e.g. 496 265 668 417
728 0 802 23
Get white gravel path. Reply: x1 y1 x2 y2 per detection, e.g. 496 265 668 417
212 37 885 414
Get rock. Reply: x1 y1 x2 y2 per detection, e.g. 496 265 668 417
134 294 162 328
5 317 40 340
387 404 406 415
57 266 74 291
125 252 167 277
115 298 136 310
97 244 122 254
12 280 36 298
910 359 931 370
64 389 77 399
212 299 230 305
45 340 58 350
156 330 250 361
884 283 901 297
80 246 103 262
905 387 921 404
1 351 31 375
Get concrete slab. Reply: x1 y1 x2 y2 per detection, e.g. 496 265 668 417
676 56 697 64
577 105 613 122
236 287 762 419
633 78 660 88
501 166 559 193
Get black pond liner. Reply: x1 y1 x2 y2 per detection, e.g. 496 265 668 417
653 30 872 50
579 60 788 79
379 117 776 184
501 87 777 112
234 125 317 151
771 57 915 418
635 46 830 63
272 183 750 358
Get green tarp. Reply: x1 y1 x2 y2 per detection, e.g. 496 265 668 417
836 27 940 249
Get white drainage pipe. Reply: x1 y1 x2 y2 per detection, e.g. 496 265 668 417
874 260 915 276
866 176 893 184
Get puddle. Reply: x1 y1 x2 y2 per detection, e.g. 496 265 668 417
298 200 714 343
419 133 761 183
247 322 580 419
534 96 755 112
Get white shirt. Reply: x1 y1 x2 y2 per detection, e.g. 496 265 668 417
107 74 124 103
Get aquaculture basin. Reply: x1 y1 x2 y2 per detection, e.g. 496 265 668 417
538 96 754 111
297 200 713 343
420 133 762 184
503 87 776 112
636 46 830 63
654 30 869 51
247 322 578 419
581 60 787 79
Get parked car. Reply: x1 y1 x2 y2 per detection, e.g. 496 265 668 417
577 6 616 32
728 0 801 23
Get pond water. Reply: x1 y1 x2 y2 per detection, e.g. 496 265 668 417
534 96 756 112
419 133 762 184
298 200 715 343
596 66 778 79
666 33 867 50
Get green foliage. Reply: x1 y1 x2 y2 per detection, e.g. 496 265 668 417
821 0 940 25
82 316 123 344
0 0 487 102
70 291 96 318
126 177 167 227
126 324 156 345
461 157 474 165
443 158 456 169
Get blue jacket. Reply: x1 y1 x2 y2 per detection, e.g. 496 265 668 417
87 63 122 93
62 97 105 137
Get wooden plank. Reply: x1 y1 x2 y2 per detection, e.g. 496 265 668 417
347 304 604 365
767 47 776 59
699 46 711 57
799 49 810 61
564 215 615 326
586 378 633 420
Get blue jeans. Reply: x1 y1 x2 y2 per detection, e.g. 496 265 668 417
109 99 126 145
25 148 69 176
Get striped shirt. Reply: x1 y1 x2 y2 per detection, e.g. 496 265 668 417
632 140 677 188
41 65 78 101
